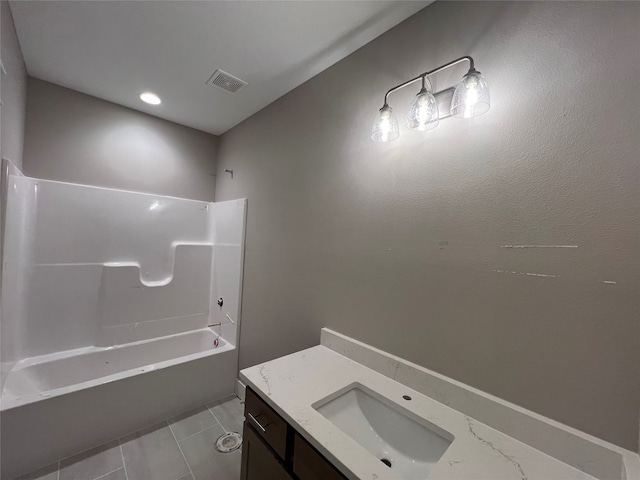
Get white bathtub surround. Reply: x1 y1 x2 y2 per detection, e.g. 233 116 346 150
0 164 247 479
240 331 639 480
1 172 246 362
0 159 24 390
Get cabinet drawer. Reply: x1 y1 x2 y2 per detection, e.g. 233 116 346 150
244 387 288 460
292 433 348 480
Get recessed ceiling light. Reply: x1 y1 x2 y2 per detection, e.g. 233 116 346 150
139 92 161 105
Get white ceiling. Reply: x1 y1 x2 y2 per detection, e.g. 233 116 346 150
10 0 430 135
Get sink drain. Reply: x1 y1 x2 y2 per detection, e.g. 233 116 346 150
215 432 243 453
380 458 392 468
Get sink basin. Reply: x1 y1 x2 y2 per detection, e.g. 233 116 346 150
314 385 453 479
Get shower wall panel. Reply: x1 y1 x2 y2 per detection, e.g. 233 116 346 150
1 173 236 362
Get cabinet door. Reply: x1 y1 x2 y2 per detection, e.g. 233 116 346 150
292 433 348 480
241 423 293 480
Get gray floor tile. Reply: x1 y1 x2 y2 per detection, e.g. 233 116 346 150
95 468 127 480
176 475 194 480
59 441 123 480
168 406 218 442
207 397 244 433
120 422 190 480
12 463 58 480
179 424 241 480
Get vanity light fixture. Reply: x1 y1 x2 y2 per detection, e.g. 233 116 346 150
139 91 162 105
371 56 489 142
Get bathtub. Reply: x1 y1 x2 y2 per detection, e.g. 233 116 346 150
0 328 238 479
0 171 247 478
1 327 233 410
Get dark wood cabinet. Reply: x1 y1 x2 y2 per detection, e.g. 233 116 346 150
240 387 348 480
292 432 347 480
241 422 292 480
244 385 288 459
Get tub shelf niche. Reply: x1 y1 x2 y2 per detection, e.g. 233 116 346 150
102 241 215 287
97 243 214 346
21 243 216 353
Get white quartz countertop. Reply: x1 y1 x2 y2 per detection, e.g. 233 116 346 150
240 345 600 480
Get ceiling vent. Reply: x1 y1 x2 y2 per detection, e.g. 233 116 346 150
206 69 247 93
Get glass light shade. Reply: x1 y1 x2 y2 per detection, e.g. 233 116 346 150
406 90 439 131
371 105 400 142
450 71 490 118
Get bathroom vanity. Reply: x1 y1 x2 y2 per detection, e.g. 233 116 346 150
240 328 640 480
241 387 346 480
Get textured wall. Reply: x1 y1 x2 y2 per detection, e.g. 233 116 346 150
23 78 218 201
1 0 28 169
215 1 640 450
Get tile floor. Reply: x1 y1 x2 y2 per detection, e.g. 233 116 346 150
14 396 245 480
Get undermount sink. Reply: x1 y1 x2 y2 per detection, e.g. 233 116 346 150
314 384 453 479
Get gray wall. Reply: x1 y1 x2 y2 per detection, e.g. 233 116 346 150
23 78 217 201
1 0 27 169
215 1 640 451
